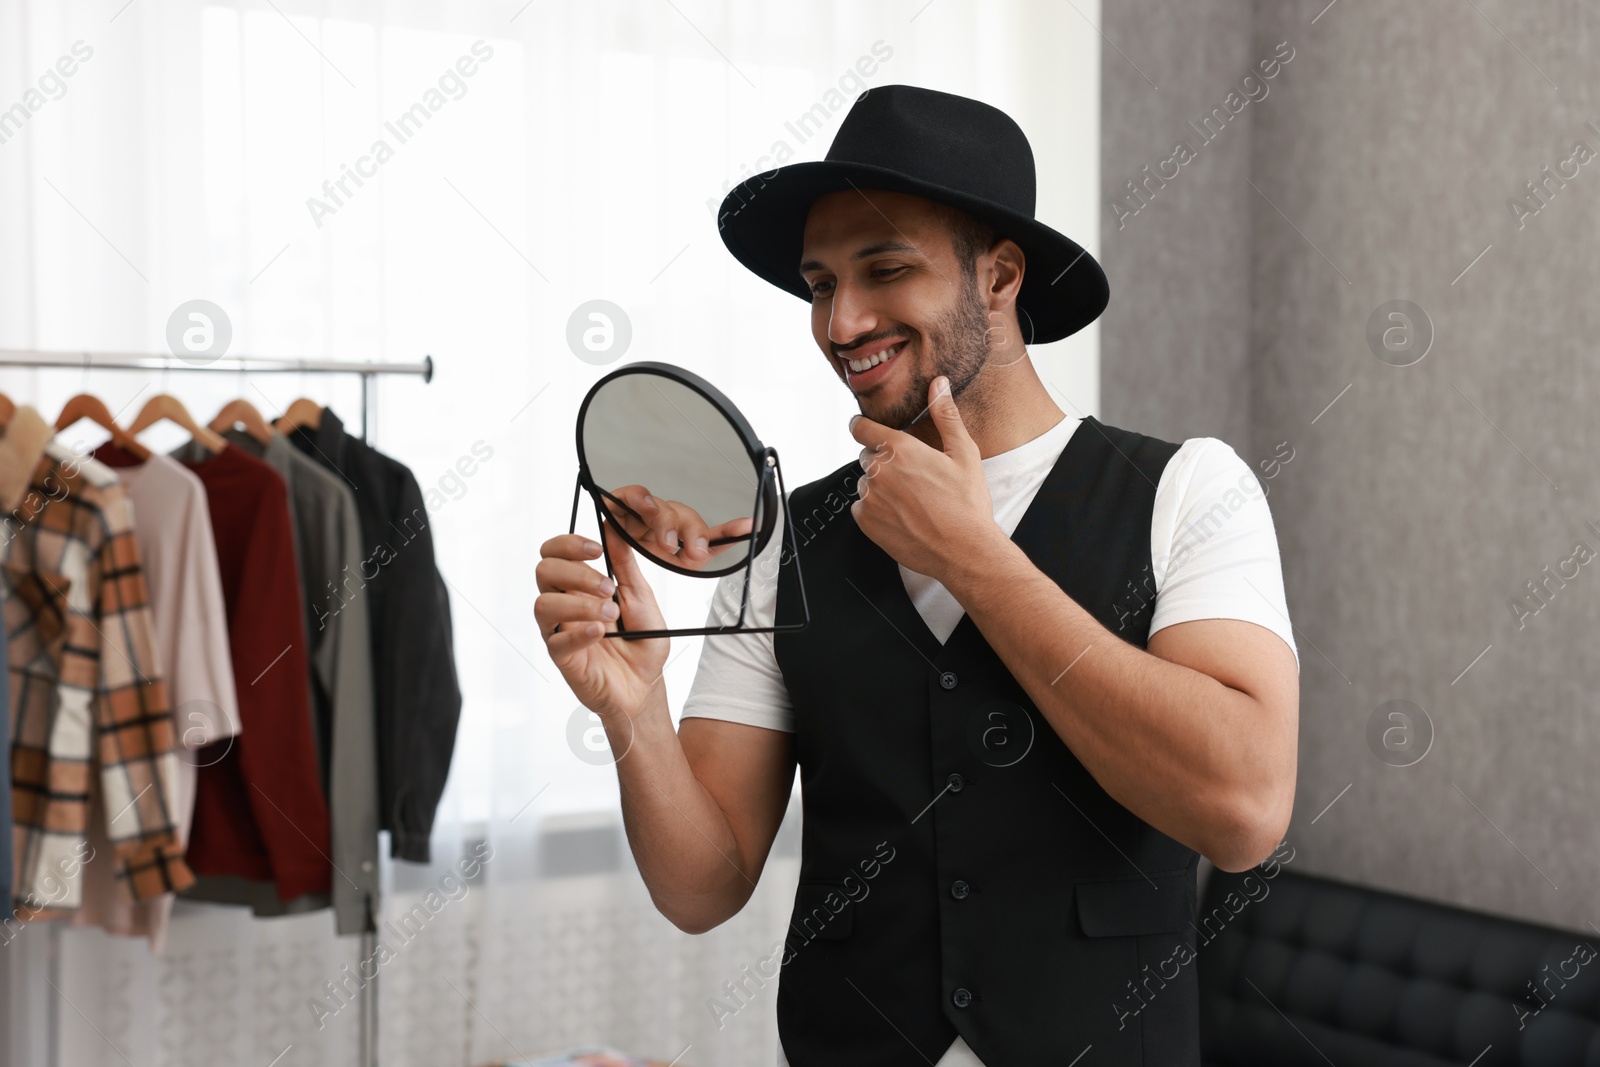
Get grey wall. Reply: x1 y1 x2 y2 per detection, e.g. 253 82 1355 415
1102 0 1600 936
1099 0 1256 450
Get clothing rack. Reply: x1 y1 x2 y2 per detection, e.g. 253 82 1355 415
0 347 433 1067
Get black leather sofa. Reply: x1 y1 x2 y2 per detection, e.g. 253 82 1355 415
1197 867 1600 1065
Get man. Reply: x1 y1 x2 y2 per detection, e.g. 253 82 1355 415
537 84 1299 1066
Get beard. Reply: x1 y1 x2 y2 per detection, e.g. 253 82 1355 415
873 272 993 434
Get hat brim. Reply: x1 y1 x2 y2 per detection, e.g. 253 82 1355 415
716 160 1108 346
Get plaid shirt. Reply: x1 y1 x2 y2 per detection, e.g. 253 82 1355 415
3 432 194 915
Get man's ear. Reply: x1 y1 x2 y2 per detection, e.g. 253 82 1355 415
982 240 1027 361
987 237 1026 307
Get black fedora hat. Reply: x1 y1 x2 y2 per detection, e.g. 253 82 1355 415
715 84 1107 346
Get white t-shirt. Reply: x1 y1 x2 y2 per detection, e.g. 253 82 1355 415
679 414 1298 1067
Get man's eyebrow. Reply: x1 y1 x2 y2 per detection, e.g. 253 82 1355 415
798 239 922 275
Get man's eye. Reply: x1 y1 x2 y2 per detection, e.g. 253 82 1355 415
809 280 834 297
872 266 908 279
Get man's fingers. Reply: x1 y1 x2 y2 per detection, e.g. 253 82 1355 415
536 590 620 637
675 513 713 563
706 515 754 544
610 484 660 514
929 375 977 459
849 412 896 452
536 555 616 597
603 519 672 627
538 532 604 566
610 485 687 557
603 518 650 591
545 620 607 660
600 488 656 544
602 502 649 543
685 516 753 561
652 501 687 556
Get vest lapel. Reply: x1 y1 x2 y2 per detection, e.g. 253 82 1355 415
839 508 945 669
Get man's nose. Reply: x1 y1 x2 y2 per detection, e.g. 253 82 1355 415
827 280 878 352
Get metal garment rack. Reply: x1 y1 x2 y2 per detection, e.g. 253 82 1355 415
0 349 434 443
0 348 434 1067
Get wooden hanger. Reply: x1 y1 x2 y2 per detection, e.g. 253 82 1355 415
125 394 228 453
209 398 276 445
54 393 153 460
273 397 323 435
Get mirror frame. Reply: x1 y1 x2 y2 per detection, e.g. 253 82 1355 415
569 360 810 640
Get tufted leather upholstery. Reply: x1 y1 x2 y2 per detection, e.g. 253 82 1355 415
1197 867 1600 1066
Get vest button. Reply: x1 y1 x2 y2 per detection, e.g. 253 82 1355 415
951 879 970 900
952 987 973 1008
939 671 958 689
946 773 964 793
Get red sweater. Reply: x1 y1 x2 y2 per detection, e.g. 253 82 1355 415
103 444 331 900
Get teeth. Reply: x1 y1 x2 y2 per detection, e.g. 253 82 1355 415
845 342 903 374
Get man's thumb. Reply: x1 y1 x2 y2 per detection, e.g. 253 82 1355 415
931 376 974 456
602 520 644 593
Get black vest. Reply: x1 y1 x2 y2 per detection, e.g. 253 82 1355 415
772 415 1200 1067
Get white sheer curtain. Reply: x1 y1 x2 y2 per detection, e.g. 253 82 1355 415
0 1 1099 1064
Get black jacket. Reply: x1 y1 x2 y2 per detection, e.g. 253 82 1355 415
288 408 461 863
772 415 1199 1066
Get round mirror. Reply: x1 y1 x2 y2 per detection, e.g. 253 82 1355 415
575 361 778 579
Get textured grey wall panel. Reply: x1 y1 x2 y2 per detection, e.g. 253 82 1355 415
1099 0 1257 450
1104 0 1599 934
1247 0 1599 934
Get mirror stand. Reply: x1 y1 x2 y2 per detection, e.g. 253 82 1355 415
567 447 811 640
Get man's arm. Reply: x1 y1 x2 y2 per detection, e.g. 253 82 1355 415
540 525 796 935
941 535 1298 872
606 530 798 936
609 695 795 933
847 383 1297 874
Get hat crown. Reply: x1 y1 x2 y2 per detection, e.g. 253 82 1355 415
824 84 1037 218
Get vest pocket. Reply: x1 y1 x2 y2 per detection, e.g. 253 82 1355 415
1073 869 1192 937
789 880 855 942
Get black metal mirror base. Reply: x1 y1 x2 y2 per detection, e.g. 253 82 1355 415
566 447 810 640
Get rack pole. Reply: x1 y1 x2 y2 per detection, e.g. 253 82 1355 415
357 375 378 1067
0 350 433 380
362 372 380 441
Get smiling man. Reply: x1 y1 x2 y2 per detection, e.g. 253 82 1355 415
538 83 1299 1067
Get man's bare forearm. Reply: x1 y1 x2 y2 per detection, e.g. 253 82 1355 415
603 689 756 933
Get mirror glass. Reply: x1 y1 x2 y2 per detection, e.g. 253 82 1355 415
579 371 770 576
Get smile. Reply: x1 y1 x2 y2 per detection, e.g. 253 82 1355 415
840 340 906 374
